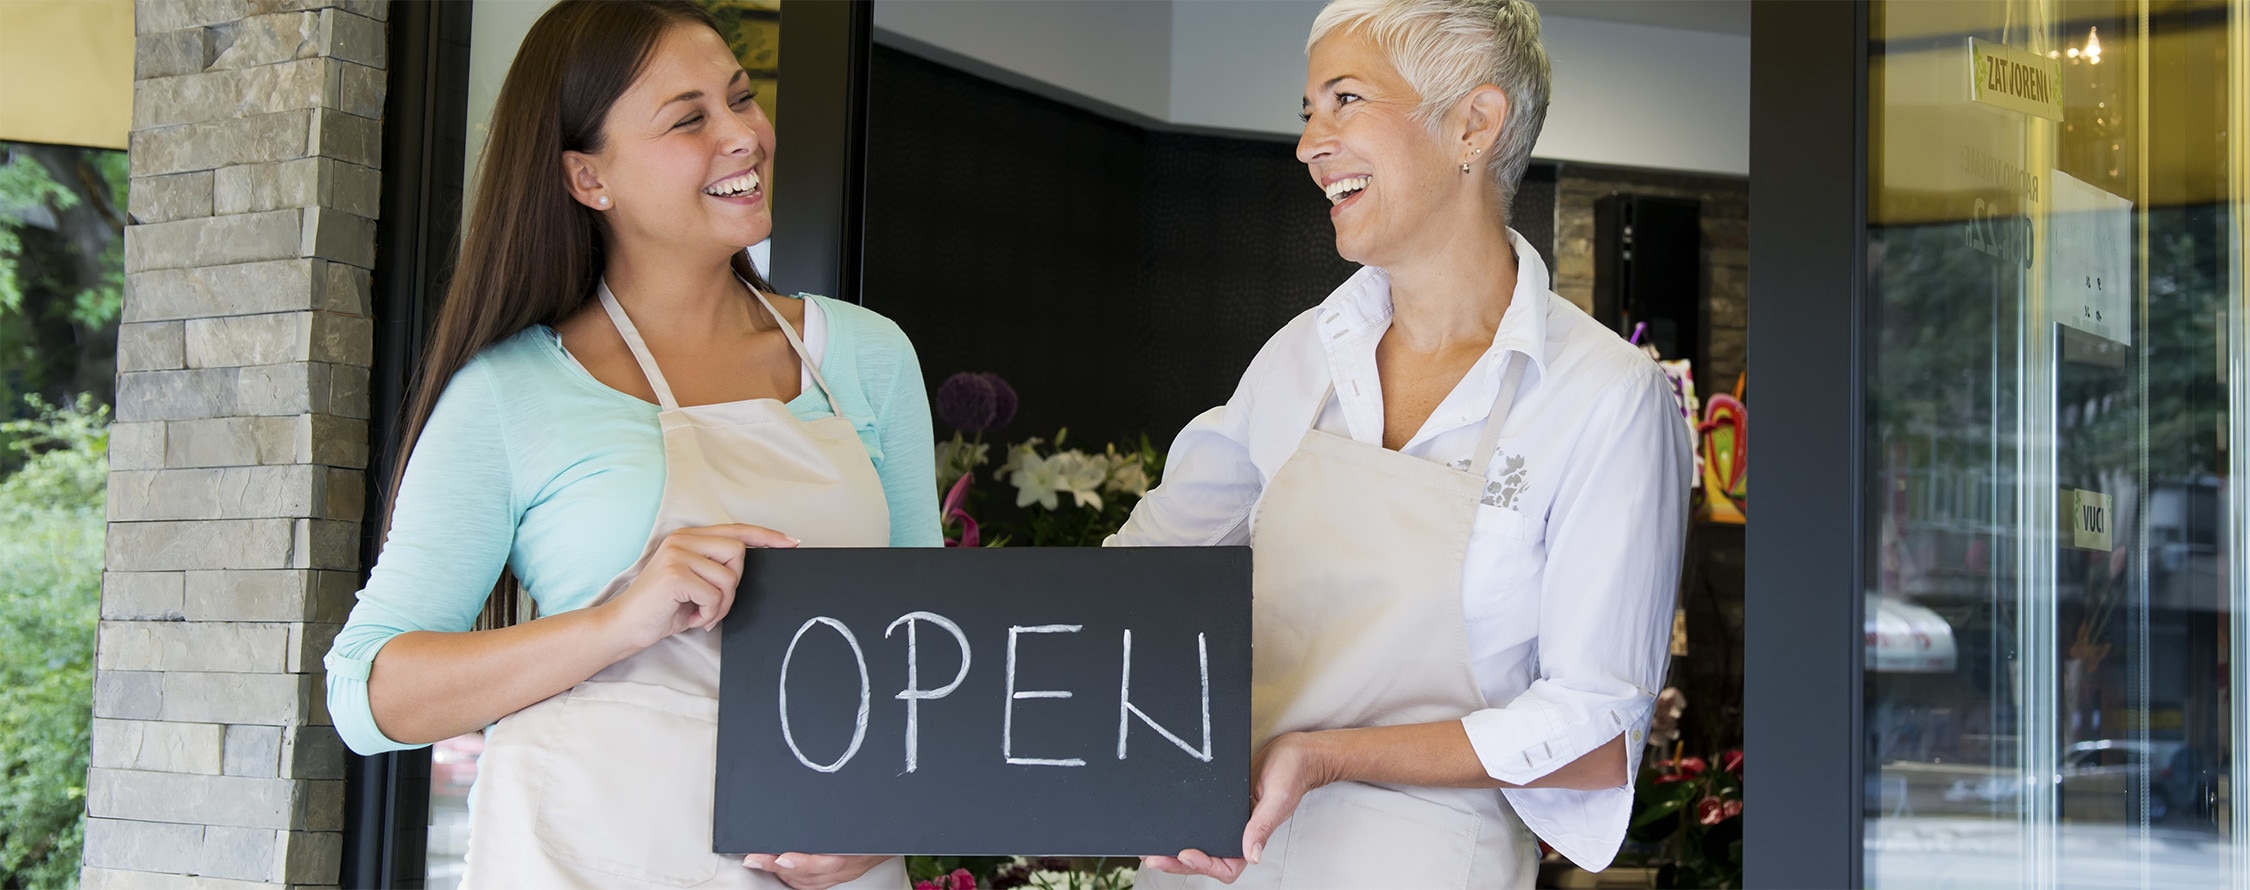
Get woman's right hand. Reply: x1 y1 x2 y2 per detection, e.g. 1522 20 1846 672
596 523 799 653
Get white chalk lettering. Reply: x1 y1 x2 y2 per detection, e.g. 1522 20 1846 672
1116 630 1214 762
886 611 972 773
1003 624 1086 767
778 616 872 773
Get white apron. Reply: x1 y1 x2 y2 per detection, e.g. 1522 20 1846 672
463 283 907 890
1140 359 1539 890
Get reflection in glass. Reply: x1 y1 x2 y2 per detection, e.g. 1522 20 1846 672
1864 1 2244 887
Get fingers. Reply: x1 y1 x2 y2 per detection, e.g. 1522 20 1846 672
651 533 755 631
741 853 878 890
1143 855 1196 875
700 523 801 551
705 576 739 632
1174 849 1248 883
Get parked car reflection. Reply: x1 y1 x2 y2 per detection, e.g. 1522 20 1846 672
1936 739 2218 827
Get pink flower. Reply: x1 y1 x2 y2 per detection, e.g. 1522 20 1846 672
1696 796 1727 826
1721 799 1743 819
914 881 941 890
1720 748 1744 775
1652 756 1707 783
944 869 977 890
940 472 980 548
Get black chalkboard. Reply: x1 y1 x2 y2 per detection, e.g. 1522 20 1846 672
714 546 1253 857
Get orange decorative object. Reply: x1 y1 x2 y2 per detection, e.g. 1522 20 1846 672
1698 375 1747 523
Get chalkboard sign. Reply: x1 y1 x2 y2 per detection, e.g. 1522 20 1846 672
714 546 1253 857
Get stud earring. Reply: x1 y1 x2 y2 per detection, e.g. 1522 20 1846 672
597 195 609 206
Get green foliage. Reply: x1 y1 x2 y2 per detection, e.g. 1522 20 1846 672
0 150 77 315
0 395 107 888
1622 751 1743 889
0 143 127 476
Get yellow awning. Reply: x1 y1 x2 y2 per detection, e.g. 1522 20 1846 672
0 0 133 150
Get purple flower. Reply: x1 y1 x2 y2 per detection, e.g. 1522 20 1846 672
980 372 1017 430
935 373 997 432
934 372 1017 433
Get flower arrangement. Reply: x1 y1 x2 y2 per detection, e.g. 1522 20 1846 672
930 372 1162 548
1622 739 1744 889
908 857 1137 890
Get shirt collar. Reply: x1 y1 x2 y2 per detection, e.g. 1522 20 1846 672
1313 228 1555 376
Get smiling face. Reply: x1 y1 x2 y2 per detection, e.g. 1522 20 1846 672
1297 28 1482 268
565 23 772 263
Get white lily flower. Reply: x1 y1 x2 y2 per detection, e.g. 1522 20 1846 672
1008 451 1063 510
1106 460 1149 497
997 437 1045 479
1051 449 1109 510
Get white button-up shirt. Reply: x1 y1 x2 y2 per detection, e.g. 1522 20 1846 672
1109 230 1692 870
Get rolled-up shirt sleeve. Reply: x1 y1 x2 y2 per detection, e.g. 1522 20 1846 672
1460 364 1692 870
323 360 519 755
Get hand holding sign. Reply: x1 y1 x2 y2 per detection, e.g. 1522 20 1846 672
1144 730 1337 882
596 524 799 651
740 852 889 889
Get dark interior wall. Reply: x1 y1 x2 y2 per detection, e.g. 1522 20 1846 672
1127 132 1355 447
860 45 1150 446
863 45 1354 449
862 44 1571 451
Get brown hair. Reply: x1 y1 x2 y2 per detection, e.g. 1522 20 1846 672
386 0 772 626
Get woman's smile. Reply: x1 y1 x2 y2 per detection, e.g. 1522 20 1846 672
703 168 763 205
1323 174 1372 214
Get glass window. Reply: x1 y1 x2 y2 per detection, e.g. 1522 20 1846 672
1864 0 2246 886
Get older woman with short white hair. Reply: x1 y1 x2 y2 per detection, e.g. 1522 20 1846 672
1111 1 1692 886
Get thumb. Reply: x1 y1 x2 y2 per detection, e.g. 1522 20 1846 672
1240 789 1297 865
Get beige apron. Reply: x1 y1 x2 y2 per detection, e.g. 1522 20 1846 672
463 282 907 890
1141 359 1539 890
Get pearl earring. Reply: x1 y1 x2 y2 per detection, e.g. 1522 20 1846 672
597 195 609 206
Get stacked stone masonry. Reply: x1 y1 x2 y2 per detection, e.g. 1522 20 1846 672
1548 167 1750 395
90 2 388 887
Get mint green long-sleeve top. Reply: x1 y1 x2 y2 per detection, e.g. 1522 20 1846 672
324 294 941 755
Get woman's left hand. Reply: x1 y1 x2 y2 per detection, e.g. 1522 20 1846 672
742 853 889 889
1143 731 1338 883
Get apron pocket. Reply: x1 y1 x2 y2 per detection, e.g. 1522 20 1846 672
534 680 722 886
1277 782 1479 889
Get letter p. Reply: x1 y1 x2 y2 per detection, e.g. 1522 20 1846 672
886 611 971 773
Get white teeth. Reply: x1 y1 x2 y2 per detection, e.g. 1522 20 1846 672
1323 176 1370 205
704 170 761 197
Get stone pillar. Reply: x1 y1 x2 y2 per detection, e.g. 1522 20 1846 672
87 2 387 887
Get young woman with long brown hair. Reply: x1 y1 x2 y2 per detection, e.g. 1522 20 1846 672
323 3 935 888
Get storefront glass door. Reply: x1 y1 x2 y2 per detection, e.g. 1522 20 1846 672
1864 0 2246 885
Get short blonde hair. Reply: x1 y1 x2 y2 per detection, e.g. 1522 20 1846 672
1308 0 1551 209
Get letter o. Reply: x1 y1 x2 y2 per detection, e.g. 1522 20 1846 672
778 616 872 773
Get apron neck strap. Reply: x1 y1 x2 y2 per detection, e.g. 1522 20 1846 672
748 288 848 418
595 279 848 417
597 281 680 410
1466 353 1527 477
